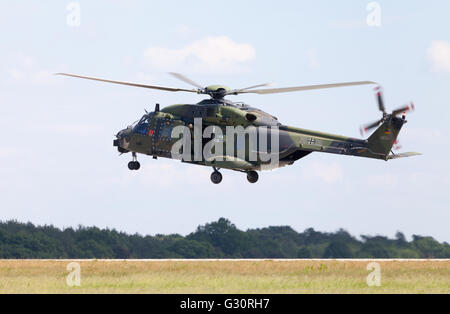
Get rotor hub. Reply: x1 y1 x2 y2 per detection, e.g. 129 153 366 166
204 85 230 99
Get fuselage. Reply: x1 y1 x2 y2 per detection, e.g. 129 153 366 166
114 99 402 172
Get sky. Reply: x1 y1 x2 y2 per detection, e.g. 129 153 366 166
1 1 449 241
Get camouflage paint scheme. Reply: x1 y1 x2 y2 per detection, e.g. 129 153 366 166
114 98 420 172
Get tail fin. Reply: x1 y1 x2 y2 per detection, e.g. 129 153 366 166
367 116 404 156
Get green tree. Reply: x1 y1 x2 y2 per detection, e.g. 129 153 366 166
323 242 352 258
359 243 390 258
187 218 250 257
413 235 445 258
297 247 312 258
1 219 449 259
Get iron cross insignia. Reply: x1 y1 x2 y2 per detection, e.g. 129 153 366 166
307 138 316 145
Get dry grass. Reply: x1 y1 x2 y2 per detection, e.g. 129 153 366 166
0 260 449 294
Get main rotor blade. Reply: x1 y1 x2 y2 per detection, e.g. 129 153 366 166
169 72 204 90
238 81 376 95
227 83 271 95
56 73 198 93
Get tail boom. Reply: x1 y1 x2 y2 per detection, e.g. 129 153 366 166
282 116 420 162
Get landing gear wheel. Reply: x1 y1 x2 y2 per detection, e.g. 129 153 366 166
210 171 223 184
128 152 140 171
247 171 259 183
128 161 140 171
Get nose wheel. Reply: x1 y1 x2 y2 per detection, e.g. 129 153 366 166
128 161 140 170
128 153 140 171
210 168 223 184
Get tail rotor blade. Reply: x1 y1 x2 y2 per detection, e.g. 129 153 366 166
393 140 402 151
361 119 383 135
375 86 386 114
392 103 414 116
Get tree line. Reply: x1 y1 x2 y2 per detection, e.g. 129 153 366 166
0 218 449 258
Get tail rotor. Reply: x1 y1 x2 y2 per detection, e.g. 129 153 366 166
360 86 415 136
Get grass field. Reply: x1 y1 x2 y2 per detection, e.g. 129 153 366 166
0 259 449 294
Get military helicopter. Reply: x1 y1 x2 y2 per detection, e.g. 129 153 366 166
57 73 420 184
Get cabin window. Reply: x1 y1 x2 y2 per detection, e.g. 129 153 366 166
160 120 172 138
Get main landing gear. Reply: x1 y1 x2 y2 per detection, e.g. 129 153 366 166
128 152 140 171
246 171 259 184
210 168 223 184
209 168 259 184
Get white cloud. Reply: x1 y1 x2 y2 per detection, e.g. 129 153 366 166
428 40 450 72
302 161 344 184
31 70 55 84
176 25 191 36
306 48 320 70
135 72 156 84
19 54 34 67
143 36 256 74
8 69 24 80
401 127 447 146
6 53 57 85
8 68 55 85
47 124 103 137
0 147 19 158
367 173 399 188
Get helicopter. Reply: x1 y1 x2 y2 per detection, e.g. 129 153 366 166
57 72 420 184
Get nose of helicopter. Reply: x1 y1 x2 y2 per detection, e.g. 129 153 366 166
113 127 132 153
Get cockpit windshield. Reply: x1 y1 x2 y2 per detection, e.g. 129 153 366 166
132 114 151 134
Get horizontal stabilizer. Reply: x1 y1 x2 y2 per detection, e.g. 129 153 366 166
387 152 422 160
